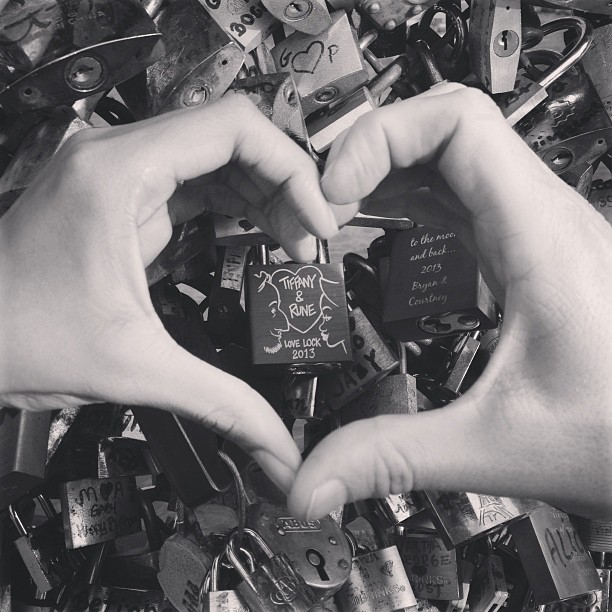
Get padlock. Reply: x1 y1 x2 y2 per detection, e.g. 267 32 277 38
97 437 158 480
514 55 612 181
508 505 602 605
213 213 278 247
132 282 245 507
376 492 424 527
271 11 370 115
0 409 51 510
419 492 541 549
307 55 408 153
335 524 417 612
382 226 497 342
494 16 593 127
246 240 352 374
60 475 142 549
158 503 215 612
200 549 252 612
246 500 353 600
0 109 90 218
197 0 278 53
0 0 165 112
10 495 78 593
468 0 521 93
206 246 250 346
466 554 508 612
117 0 245 118
393 530 461 601
445 560 473 612
490 543 530 612
319 302 399 410
339 341 417 425
226 527 318 612
581 24 612 122
522 0 612 15
356 0 435 33
231 72 310 150
572 517 612 554
261 0 331 35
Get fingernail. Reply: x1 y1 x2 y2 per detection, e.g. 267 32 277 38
252 449 300 495
306 479 347 521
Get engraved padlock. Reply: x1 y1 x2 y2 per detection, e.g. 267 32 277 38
246 241 352 374
376 493 424 528
0 0 165 111
494 16 593 126
382 225 497 342
226 527 318 612
508 505 602 605
271 11 370 115
246 500 353 600
336 525 418 612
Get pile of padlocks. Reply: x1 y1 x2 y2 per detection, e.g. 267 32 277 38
1 0 612 611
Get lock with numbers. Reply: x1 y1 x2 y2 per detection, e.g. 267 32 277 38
393 530 461 601
382 226 497 342
226 527 318 612
336 525 418 612
508 505 602 605
246 241 352 374
0 0 165 111
467 554 508 612
271 11 370 115
0 409 51 511
246 500 353 600
494 16 592 126
469 0 521 94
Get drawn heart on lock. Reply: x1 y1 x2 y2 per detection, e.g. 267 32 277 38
100 482 114 501
291 41 325 75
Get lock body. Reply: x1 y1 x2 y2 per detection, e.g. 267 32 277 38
467 555 508 612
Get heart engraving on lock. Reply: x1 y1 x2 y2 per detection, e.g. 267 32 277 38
290 41 325 74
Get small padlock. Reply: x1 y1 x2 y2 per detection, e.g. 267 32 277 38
319 302 399 410
226 527 318 612
10 495 78 593
271 11 370 115
469 0 521 94
393 530 461 601
246 241 352 374
261 0 331 35
336 523 418 612
200 549 253 612
0 0 165 111
508 505 602 605
494 16 592 126
60 475 142 549
420 492 541 549
382 226 497 342
339 341 417 425
0 409 51 510
246 500 353 600
466 554 508 612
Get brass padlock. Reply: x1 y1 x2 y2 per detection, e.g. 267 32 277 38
0 0 165 111
271 11 370 115
382 226 497 342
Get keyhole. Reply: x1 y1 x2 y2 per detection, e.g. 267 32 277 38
501 30 509 51
307 549 330 581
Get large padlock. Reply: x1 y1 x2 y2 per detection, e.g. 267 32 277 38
494 16 592 126
336 525 418 612
393 530 461 601
0 409 51 510
246 241 352 374
271 11 370 115
0 0 165 111
469 0 521 94
508 505 602 605
226 527 318 612
246 500 353 600
10 495 78 593
466 554 508 612
382 226 497 342
419 492 541 549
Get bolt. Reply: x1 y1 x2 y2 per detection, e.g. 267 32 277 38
367 2 380 12
384 19 397 30
284 0 313 20
182 84 209 107
329 536 338 545
277 527 286 535
338 559 350 569
65 56 105 91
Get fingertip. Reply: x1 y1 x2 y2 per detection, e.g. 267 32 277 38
252 447 302 495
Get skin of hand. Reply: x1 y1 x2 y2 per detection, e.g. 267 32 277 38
287 84 612 521
0 94 342 494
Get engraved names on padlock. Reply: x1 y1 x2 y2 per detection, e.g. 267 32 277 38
396 535 461 601
247 263 351 370
61 476 141 549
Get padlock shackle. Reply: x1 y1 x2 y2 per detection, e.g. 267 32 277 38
418 0 467 63
538 17 592 90
9 504 28 537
